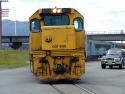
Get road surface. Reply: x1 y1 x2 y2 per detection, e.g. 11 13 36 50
0 61 125 94
78 61 125 94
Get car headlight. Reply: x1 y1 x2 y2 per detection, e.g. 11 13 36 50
101 58 106 61
114 58 121 62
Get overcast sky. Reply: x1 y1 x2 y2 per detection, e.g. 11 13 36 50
2 0 125 31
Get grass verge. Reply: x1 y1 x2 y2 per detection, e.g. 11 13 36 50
0 50 29 68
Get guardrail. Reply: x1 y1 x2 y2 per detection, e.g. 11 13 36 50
87 30 125 35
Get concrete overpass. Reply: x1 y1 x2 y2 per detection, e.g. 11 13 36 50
2 36 29 43
2 33 125 49
2 36 29 49
87 34 125 41
2 34 125 43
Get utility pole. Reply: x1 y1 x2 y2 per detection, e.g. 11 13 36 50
0 0 8 48
12 7 16 36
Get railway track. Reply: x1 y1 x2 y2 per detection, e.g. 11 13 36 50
74 84 95 94
50 83 95 94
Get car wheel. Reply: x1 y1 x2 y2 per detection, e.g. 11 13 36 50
101 64 106 69
119 63 123 69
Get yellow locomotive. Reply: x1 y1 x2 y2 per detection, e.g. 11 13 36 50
29 8 86 81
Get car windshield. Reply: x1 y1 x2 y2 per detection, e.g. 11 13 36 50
107 49 122 55
44 15 69 26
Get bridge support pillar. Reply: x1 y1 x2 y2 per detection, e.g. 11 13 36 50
9 42 22 49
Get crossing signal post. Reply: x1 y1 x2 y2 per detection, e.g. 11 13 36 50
0 0 8 48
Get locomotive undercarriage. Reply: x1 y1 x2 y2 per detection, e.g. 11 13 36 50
30 50 85 81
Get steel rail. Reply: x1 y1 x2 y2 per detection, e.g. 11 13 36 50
74 84 95 94
50 83 95 94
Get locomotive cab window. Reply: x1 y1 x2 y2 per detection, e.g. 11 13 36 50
74 17 83 31
44 15 69 26
31 19 40 32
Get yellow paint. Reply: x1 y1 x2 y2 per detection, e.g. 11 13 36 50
29 8 86 81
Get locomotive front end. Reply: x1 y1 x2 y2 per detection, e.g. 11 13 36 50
29 8 86 81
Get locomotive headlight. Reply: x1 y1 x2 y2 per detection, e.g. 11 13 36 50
52 8 62 13
57 9 62 13
52 8 57 13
